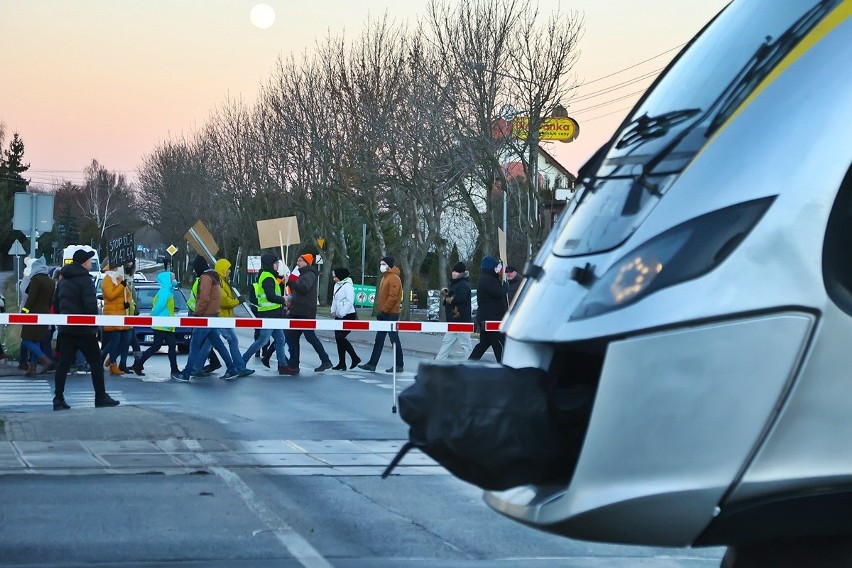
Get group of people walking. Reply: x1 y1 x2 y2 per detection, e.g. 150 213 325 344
435 256 522 363
7 247 518 410
165 251 407 381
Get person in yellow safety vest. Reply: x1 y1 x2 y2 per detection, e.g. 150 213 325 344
240 252 289 372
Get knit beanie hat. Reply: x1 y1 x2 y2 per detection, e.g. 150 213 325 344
299 253 314 266
480 256 498 271
381 255 395 268
452 261 466 273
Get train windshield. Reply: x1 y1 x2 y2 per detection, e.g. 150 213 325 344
554 0 840 257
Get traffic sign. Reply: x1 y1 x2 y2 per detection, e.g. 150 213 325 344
8 240 25 256
166 244 178 256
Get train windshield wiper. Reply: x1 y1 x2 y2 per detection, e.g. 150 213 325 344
615 108 702 150
707 0 839 136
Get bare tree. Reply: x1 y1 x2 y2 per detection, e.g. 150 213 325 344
81 159 134 253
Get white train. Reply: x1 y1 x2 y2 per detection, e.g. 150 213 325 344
463 0 851 563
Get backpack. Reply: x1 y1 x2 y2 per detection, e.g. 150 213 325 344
383 361 592 491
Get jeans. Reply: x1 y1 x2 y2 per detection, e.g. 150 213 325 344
199 328 245 372
242 328 288 367
102 329 132 365
20 339 47 363
366 312 403 367
180 328 232 377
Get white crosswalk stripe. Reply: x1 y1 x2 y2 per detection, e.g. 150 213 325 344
0 379 125 407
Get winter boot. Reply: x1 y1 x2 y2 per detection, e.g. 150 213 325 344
37 355 55 374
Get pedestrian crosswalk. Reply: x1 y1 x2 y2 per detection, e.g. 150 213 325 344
0 378 125 408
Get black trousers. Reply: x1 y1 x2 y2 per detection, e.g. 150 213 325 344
334 312 359 365
469 330 505 362
54 333 107 400
136 330 178 373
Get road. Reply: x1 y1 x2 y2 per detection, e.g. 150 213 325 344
0 271 725 567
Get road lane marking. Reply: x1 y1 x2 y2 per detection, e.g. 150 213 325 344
184 439 334 568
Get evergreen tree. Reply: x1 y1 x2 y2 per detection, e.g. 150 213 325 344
0 132 30 269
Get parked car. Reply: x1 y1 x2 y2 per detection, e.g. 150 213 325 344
133 282 192 353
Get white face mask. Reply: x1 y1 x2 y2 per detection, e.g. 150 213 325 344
379 264 388 273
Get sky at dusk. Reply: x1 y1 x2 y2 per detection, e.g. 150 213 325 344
1 0 730 190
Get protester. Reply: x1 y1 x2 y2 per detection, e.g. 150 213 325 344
19 257 56 377
435 261 473 360
0 292 6 361
280 253 333 375
132 271 180 377
123 260 143 367
330 267 361 370
469 256 509 362
52 249 120 410
16 256 35 371
173 256 239 381
193 259 255 379
241 253 289 372
505 265 522 303
359 255 404 373
100 264 133 376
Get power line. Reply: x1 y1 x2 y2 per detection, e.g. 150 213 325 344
581 105 635 123
570 88 647 115
579 43 685 87
570 67 662 103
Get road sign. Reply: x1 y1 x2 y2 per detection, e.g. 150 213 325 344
12 192 55 233
166 244 178 256
8 240 25 256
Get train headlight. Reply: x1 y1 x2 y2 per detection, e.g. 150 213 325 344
571 196 775 320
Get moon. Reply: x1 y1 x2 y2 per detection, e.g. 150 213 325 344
250 4 276 29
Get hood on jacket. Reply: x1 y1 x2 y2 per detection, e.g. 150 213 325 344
215 259 232 280
384 266 401 277
192 255 210 277
156 271 174 288
30 257 49 277
260 253 278 274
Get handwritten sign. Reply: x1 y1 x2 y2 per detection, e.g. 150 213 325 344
108 233 135 267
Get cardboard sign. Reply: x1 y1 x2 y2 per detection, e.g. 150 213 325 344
498 228 508 270
108 233 135 267
257 217 300 249
184 220 219 263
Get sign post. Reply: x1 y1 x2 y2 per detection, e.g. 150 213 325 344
8 240 26 306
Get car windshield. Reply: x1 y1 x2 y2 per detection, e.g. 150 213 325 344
135 286 188 312
556 0 837 257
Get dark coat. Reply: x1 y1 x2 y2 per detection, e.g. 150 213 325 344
56 263 99 336
507 276 522 303
21 272 55 341
475 269 509 325
444 276 472 323
288 263 319 318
